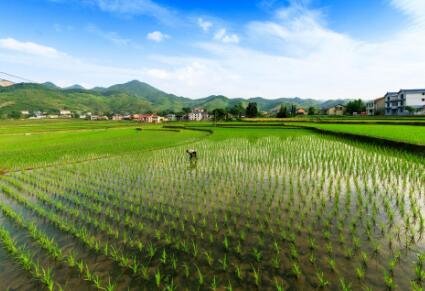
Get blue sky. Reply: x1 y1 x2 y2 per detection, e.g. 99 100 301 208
0 0 424 99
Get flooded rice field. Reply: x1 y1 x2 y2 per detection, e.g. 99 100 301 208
0 134 424 290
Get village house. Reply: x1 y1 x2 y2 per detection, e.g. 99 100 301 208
296 108 307 115
112 115 123 121
188 108 210 121
29 112 47 119
384 89 425 115
136 114 164 123
59 110 72 118
165 114 176 121
20 110 30 116
366 97 385 115
326 105 345 116
90 115 109 120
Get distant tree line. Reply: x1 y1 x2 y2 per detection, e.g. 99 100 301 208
345 99 366 115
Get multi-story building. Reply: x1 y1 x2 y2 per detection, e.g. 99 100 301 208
366 97 385 115
385 89 425 115
188 108 210 121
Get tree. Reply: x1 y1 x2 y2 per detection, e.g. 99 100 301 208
159 109 175 116
211 108 227 123
182 107 191 114
345 99 366 115
405 106 415 115
276 105 288 118
228 103 245 119
289 104 297 117
9 111 21 119
308 106 316 115
245 102 258 118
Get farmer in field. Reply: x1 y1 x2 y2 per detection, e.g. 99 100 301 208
186 149 197 160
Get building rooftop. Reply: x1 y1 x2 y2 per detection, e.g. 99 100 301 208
398 89 425 93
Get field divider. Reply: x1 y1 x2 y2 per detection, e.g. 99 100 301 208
284 123 425 155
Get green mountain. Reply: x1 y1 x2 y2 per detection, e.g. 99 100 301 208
41 82 61 90
65 84 86 90
0 80 349 118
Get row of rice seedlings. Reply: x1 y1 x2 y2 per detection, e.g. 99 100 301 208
0 225 58 290
0 200 115 291
0 183 137 282
24 140 422 288
3 135 424 289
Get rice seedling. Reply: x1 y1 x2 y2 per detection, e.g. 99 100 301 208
291 262 302 279
384 271 396 290
252 266 261 287
210 276 218 291
356 266 365 280
316 271 329 288
195 265 204 286
155 269 162 288
339 278 352 291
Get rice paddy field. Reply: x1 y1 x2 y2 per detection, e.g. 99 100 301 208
0 120 425 290
285 122 425 146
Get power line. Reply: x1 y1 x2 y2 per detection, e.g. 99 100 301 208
0 72 34 83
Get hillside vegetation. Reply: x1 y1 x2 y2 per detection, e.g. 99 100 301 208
0 80 348 117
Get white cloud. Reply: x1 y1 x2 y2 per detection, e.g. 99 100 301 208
197 18 213 32
390 0 425 28
87 24 131 46
141 0 425 99
0 38 64 58
213 29 240 44
147 31 169 42
83 0 174 23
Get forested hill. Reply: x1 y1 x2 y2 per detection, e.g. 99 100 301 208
0 80 349 117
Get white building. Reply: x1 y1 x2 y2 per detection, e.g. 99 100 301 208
59 110 72 118
385 89 425 115
165 114 176 121
112 115 123 121
188 108 210 121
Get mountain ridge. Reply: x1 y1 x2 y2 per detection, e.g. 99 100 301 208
0 80 350 117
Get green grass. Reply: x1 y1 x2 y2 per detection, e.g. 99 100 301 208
0 120 208 171
204 126 313 141
287 123 425 145
1 119 424 172
243 116 425 124
0 119 139 134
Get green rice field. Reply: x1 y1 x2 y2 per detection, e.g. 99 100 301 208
285 122 425 146
0 120 424 290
